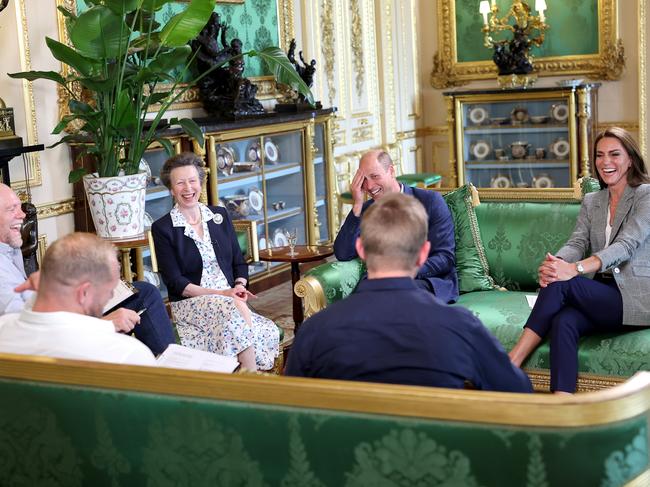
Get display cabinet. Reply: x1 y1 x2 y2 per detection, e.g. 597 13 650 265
203 109 336 281
443 84 599 199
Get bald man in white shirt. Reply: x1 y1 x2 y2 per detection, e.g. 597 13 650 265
0 231 156 365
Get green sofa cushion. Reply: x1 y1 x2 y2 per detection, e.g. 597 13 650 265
0 378 647 486
456 290 650 377
396 173 442 186
475 202 581 291
442 185 496 293
305 258 367 305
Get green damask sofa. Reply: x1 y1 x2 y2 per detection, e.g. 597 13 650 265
295 189 650 392
1 352 649 486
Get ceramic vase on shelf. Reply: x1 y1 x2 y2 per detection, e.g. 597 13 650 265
83 172 147 239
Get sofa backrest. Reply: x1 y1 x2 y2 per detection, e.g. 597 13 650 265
1 353 649 486
475 201 582 291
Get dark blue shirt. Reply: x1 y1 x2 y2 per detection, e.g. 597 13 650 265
286 277 532 392
333 185 459 303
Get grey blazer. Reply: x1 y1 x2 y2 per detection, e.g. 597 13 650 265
555 184 650 326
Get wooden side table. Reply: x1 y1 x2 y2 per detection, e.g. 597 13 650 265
258 245 333 333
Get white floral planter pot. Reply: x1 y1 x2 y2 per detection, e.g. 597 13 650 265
83 172 147 239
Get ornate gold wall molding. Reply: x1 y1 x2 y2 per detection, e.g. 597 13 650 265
320 0 336 106
349 0 365 99
396 126 449 141
11 0 41 189
35 198 75 219
595 121 639 132
380 1 396 143
407 1 420 120
277 0 295 52
431 0 625 88
640 0 647 159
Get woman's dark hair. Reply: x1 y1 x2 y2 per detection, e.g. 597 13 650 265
593 127 650 188
159 152 206 189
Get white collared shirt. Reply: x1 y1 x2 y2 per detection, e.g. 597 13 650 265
0 309 157 366
0 242 35 315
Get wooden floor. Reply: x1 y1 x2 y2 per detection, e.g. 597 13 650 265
249 279 296 342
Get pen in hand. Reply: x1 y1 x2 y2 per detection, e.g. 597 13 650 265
137 308 147 316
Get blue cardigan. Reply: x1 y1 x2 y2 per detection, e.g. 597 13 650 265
151 206 247 302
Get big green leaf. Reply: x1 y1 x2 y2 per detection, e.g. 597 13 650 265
70 5 129 60
159 0 214 47
140 0 173 12
102 0 141 15
147 46 191 74
169 117 204 146
253 47 315 105
7 70 66 85
45 37 100 78
113 89 138 130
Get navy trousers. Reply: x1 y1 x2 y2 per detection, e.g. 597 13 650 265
123 281 176 355
524 276 624 392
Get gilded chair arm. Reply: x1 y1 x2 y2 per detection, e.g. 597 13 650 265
295 259 367 318
232 219 259 264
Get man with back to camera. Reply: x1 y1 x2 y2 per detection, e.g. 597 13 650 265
333 150 458 303
0 232 156 365
0 183 175 355
286 193 532 392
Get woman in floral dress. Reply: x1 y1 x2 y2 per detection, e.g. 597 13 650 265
152 153 279 370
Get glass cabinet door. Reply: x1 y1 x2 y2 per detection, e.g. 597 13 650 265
313 121 330 244
209 129 307 276
457 93 577 191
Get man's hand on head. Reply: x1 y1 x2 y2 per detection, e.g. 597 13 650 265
350 167 366 217
103 308 140 333
14 271 40 293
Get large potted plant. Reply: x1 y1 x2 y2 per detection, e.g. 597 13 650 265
10 0 312 239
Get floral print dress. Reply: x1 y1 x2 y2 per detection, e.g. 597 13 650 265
169 204 279 370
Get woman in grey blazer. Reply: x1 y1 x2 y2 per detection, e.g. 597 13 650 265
509 127 650 393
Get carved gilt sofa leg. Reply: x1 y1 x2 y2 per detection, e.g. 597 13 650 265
294 275 327 321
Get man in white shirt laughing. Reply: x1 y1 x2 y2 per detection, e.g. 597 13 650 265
0 232 156 366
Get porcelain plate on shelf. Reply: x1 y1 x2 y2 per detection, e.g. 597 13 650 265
468 106 489 125
273 229 288 247
470 140 491 160
550 103 569 123
550 138 571 159
248 188 264 212
264 139 279 163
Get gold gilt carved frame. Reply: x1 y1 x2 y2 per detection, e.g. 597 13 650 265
431 0 624 89
55 0 294 120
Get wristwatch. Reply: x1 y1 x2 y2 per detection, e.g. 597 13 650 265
576 262 585 275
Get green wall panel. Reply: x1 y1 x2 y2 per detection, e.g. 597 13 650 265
455 0 599 63
77 0 279 77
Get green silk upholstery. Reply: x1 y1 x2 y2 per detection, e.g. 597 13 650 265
396 173 442 187
455 291 650 376
305 259 366 305
303 184 650 384
443 185 496 293
0 376 647 486
475 202 581 290
237 231 249 257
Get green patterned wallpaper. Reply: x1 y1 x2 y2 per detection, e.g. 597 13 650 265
455 0 599 63
76 0 279 77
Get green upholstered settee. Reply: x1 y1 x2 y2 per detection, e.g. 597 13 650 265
1 352 649 486
294 194 650 392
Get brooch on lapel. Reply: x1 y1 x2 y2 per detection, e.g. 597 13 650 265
212 214 223 224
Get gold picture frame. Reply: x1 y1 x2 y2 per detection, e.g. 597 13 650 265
54 0 295 120
431 0 624 89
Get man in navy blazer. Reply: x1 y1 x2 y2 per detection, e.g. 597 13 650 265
286 193 532 393
333 150 458 303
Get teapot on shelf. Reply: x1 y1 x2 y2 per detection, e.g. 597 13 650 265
510 141 531 159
